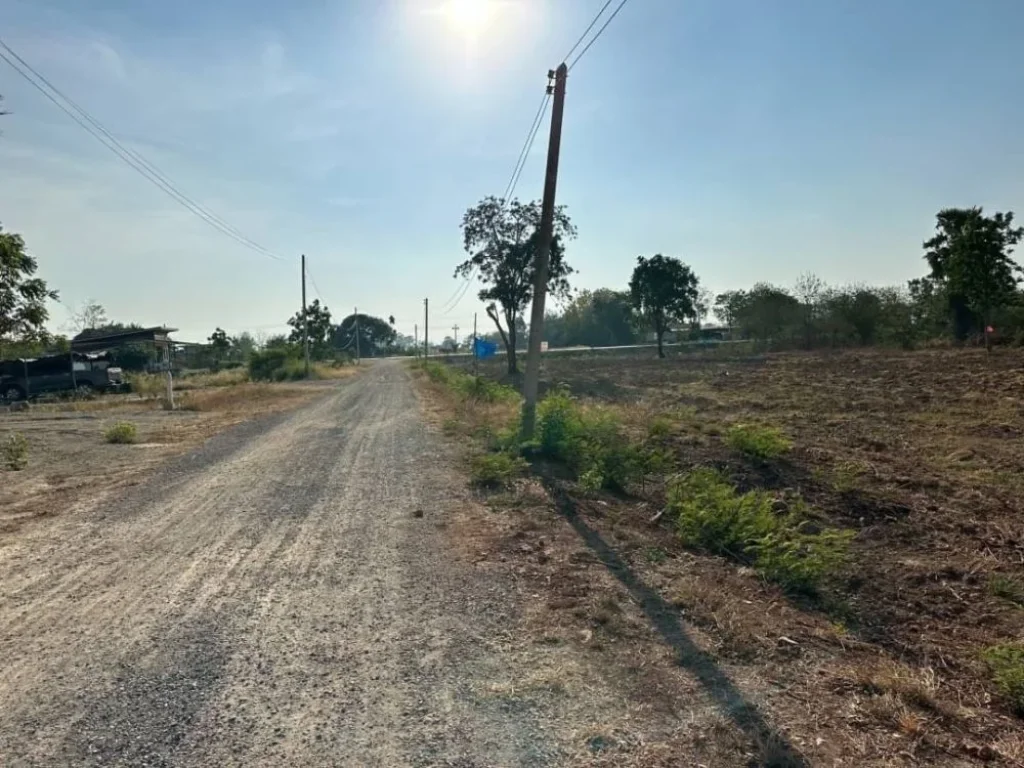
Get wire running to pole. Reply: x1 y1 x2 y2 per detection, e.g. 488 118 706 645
304 261 327 305
0 38 286 262
568 0 631 71
442 85 552 316
563 0 616 64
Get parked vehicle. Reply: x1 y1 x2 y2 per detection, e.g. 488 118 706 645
0 352 126 402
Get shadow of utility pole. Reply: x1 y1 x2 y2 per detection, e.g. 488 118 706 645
543 479 808 767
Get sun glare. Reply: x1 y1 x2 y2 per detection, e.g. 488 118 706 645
438 0 497 40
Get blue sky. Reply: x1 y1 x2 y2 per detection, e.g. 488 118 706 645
2 0 1022 341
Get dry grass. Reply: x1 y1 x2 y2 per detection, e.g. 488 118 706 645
175 383 311 414
175 368 249 390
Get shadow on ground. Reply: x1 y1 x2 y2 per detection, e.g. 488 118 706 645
543 478 809 768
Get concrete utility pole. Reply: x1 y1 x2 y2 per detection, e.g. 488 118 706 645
521 63 568 439
301 254 310 378
451 324 459 349
423 298 429 358
354 307 361 364
473 312 478 376
414 324 419 357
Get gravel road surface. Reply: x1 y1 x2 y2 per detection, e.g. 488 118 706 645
0 362 577 767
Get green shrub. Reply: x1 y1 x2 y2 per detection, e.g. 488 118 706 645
726 423 793 460
470 452 528 488
104 421 138 444
990 575 1024 607
668 469 850 592
982 644 1024 715
418 361 519 403
533 390 643 491
3 433 28 470
249 348 306 382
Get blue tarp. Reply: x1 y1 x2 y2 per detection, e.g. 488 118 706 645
473 338 498 359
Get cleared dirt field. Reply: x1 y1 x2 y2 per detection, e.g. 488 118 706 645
0 378 344 535
434 347 1024 766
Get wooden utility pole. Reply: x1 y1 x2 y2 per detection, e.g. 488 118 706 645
301 254 310 378
521 63 568 438
423 298 429 358
354 306 361 364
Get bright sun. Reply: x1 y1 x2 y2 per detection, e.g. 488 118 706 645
439 0 497 40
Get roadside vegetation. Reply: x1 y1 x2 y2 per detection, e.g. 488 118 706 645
103 421 138 444
3 432 28 470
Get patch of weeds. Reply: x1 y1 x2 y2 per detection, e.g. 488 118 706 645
442 418 460 436
469 452 527 488
726 423 792 460
981 644 1024 715
418 361 519 404
3 432 29 470
646 547 667 564
647 416 674 440
533 388 658 492
668 468 851 593
104 421 138 444
831 461 865 493
990 575 1024 607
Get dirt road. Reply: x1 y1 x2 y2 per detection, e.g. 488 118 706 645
0 362 576 767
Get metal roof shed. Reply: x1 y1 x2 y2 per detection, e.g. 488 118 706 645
70 327 178 353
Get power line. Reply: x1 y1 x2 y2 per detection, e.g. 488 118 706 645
304 261 327 305
0 38 286 262
503 90 551 202
442 85 552 316
563 0 616 63
568 0 631 71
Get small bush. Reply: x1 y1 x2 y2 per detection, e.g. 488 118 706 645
249 348 306 382
3 433 28 470
668 469 850 592
534 390 644 491
104 421 138 444
470 452 527 488
726 423 793 460
982 644 1024 715
990 575 1024 607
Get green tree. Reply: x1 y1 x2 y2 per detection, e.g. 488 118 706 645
231 331 256 361
208 327 231 360
556 289 638 348
456 196 576 374
713 290 747 329
735 284 801 345
923 207 1023 346
333 313 397 358
287 299 333 359
629 254 700 358
0 224 58 348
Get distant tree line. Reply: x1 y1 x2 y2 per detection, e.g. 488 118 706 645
455 199 1024 370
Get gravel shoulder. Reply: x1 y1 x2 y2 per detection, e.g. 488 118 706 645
0 361 645 767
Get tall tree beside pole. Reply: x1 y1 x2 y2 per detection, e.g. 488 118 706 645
521 63 568 439
301 254 310 378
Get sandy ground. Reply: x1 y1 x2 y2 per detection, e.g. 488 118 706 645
0 361 661 767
